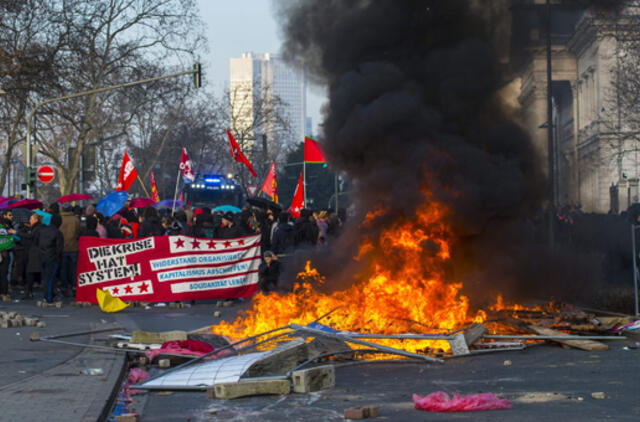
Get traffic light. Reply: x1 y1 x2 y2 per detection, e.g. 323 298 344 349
193 62 201 89
24 167 36 191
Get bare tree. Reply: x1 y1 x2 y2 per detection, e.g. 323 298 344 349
0 0 64 195
28 0 205 196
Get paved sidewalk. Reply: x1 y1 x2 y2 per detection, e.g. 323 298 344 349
0 294 126 422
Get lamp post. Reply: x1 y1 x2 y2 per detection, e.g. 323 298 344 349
25 66 201 198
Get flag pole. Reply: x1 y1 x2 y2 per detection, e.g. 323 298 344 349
171 169 180 215
137 175 151 197
303 161 307 208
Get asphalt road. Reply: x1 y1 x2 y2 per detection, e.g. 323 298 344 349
1 295 637 421
111 302 640 422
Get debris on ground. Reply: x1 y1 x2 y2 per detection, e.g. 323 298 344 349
80 368 104 376
413 391 512 412
0 311 41 328
343 405 379 419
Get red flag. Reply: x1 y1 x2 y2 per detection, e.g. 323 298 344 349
180 147 195 182
260 161 278 203
226 129 257 177
288 172 304 219
304 136 326 163
178 190 184 203
116 150 138 192
150 170 160 202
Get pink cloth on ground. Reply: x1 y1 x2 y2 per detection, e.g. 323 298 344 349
145 339 214 362
413 391 512 412
125 367 150 396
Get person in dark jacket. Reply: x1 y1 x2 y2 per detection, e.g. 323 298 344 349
41 214 64 303
139 206 163 237
258 250 281 292
13 214 42 299
105 214 123 238
217 212 244 239
12 213 63 302
294 209 319 248
81 216 100 237
271 212 295 255
190 212 213 238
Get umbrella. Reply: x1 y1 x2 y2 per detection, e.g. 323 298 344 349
34 209 52 226
8 199 43 210
58 193 93 204
213 205 242 213
11 208 33 226
246 197 282 211
129 197 156 208
154 199 184 209
96 191 130 217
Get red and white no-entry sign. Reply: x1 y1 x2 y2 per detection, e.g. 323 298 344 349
37 165 55 184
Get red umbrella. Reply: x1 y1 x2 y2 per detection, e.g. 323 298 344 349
129 197 156 208
57 193 93 204
8 199 43 210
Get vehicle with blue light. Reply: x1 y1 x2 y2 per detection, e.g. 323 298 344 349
184 174 243 209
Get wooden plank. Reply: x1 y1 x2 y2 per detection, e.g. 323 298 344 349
131 330 187 344
292 365 335 393
244 338 309 378
529 325 609 351
463 323 487 346
211 379 291 399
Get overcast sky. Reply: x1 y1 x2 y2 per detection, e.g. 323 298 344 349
197 0 326 136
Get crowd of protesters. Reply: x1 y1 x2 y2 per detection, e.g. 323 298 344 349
0 201 343 303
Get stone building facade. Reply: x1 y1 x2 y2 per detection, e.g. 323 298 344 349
517 4 640 213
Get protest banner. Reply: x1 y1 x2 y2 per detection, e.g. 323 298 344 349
75 234 261 304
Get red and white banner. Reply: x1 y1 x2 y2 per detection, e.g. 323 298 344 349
116 150 138 192
180 146 195 182
75 234 261 304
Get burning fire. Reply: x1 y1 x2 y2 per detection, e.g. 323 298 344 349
214 198 489 354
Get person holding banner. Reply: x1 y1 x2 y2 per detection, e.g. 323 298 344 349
218 212 243 239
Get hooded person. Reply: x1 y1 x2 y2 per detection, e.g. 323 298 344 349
271 212 295 255
258 250 281 292
217 211 243 239
139 206 163 237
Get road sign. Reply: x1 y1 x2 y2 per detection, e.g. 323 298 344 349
246 186 258 197
37 165 55 183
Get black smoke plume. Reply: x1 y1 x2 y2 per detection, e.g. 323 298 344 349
276 0 626 306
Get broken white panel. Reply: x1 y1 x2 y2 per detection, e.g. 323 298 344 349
138 338 304 390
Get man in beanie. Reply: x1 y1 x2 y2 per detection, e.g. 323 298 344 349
217 212 243 239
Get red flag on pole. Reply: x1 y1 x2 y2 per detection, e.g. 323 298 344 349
260 161 278 203
116 150 138 192
226 129 257 177
150 170 160 202
304 136 326 163
288 172 304 218
180 147 195 182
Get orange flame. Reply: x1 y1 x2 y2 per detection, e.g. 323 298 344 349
214 198 488 353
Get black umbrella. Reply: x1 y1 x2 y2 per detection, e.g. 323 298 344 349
246 197 283 212
11 208 33 226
